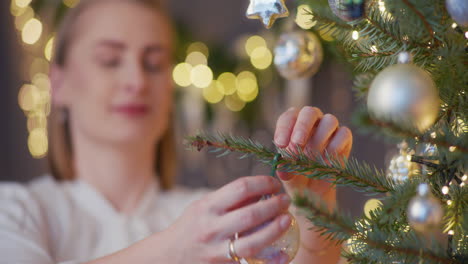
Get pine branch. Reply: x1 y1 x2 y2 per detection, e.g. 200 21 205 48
186 133 394 194
295 193 457 264
353 109 468 154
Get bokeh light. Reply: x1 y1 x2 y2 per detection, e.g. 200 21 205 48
187 42 209 58
203 80 224 104
15 0 33 8
352 30 359 40
190 64 213 88
22 17 42 45
364 199 383 218
28 128 48 158
250 46 272 70
216 72 237 95
18 84 40 112
29 57 49 79
63 0 80 8
245 35 267 57
236 71 258 102
27 113 47 132
172 63 193 87
224 94 245 112
14 7 34 30
186 51 207 66
44 36 55 61
295 5 316 29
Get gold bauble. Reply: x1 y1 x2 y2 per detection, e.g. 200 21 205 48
367 60 440 132
273 31 323 80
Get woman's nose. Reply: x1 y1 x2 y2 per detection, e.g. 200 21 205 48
123 63 148 94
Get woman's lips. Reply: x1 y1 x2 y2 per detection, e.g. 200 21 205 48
112 104 149 117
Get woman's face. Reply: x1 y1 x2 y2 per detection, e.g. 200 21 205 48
53 1 173 147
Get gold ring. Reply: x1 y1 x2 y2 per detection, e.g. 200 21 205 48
228 238 241 262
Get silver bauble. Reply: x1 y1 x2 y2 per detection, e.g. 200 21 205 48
387 142 420 183
328 0 366 22
446 0 468 27
367 56 440 132
407 183 443 233
274 31 323 80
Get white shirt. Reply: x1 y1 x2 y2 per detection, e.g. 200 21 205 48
0 176 208 264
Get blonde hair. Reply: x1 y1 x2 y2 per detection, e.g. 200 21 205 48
48 0 176 190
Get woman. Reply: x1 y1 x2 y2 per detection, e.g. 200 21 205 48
0 0 352 263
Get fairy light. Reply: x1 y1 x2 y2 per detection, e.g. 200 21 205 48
461 182 466 187
447 200 453 205
21 17 42 45
442 186 449 195
449 146 456 152
462 174 467 181
448 230 454 235
430 132 437 138
370 45 378 53
352 30 359 40
190 64 213 88
465 31 468 39
451 23 457 28
245 35 267 57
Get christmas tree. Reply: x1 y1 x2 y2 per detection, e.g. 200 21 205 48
188 0 468 263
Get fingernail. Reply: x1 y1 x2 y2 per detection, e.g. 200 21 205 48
292 131 304 145
275 135 288 147
280 194 290 205
279 214 291 229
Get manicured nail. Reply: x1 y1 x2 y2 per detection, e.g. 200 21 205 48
275 135 288 147
292 131 304 145
279 214 291 229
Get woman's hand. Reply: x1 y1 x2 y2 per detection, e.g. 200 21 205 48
274 106 352 263
162 176 292 264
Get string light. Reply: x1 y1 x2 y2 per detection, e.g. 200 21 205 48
172 63 192 87
44 36 54 61
430 132 437 138
202 80 223 104
186 51 207 66
21 17 42 45
295 5 316 29
448 230 454 235
217 72 237 95
15 0 33 8
442 186 449 195
447 200 453 205
187 42 209 57
451 23 457 28
462 174 467 181
352 30 359 40
245 35 267 57
370 45 378 53
250 46 272 70
190 64 213 88
449 146 456 152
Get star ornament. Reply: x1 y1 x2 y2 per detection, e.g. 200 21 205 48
246 0 289 29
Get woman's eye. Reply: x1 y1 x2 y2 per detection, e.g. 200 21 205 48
144 61 165 73
100 58 120 68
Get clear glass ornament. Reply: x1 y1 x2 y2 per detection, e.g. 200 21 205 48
407 183 443 233
386 141 420 183
237 194 300 264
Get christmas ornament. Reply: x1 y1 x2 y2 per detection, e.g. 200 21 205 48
246 0 289 29
407 183 443 233
387 141 420 183
273 31 323 80
446 0 468 27
237 154 300 263
238 199 300 263
367 52 440 132
328 0 366 22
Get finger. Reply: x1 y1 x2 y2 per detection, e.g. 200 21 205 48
274 107 299 148
230 214 293 260
325 126 352 157
208 176 282 214
217 194 291 238
290 107 323 148
304 113 339 155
